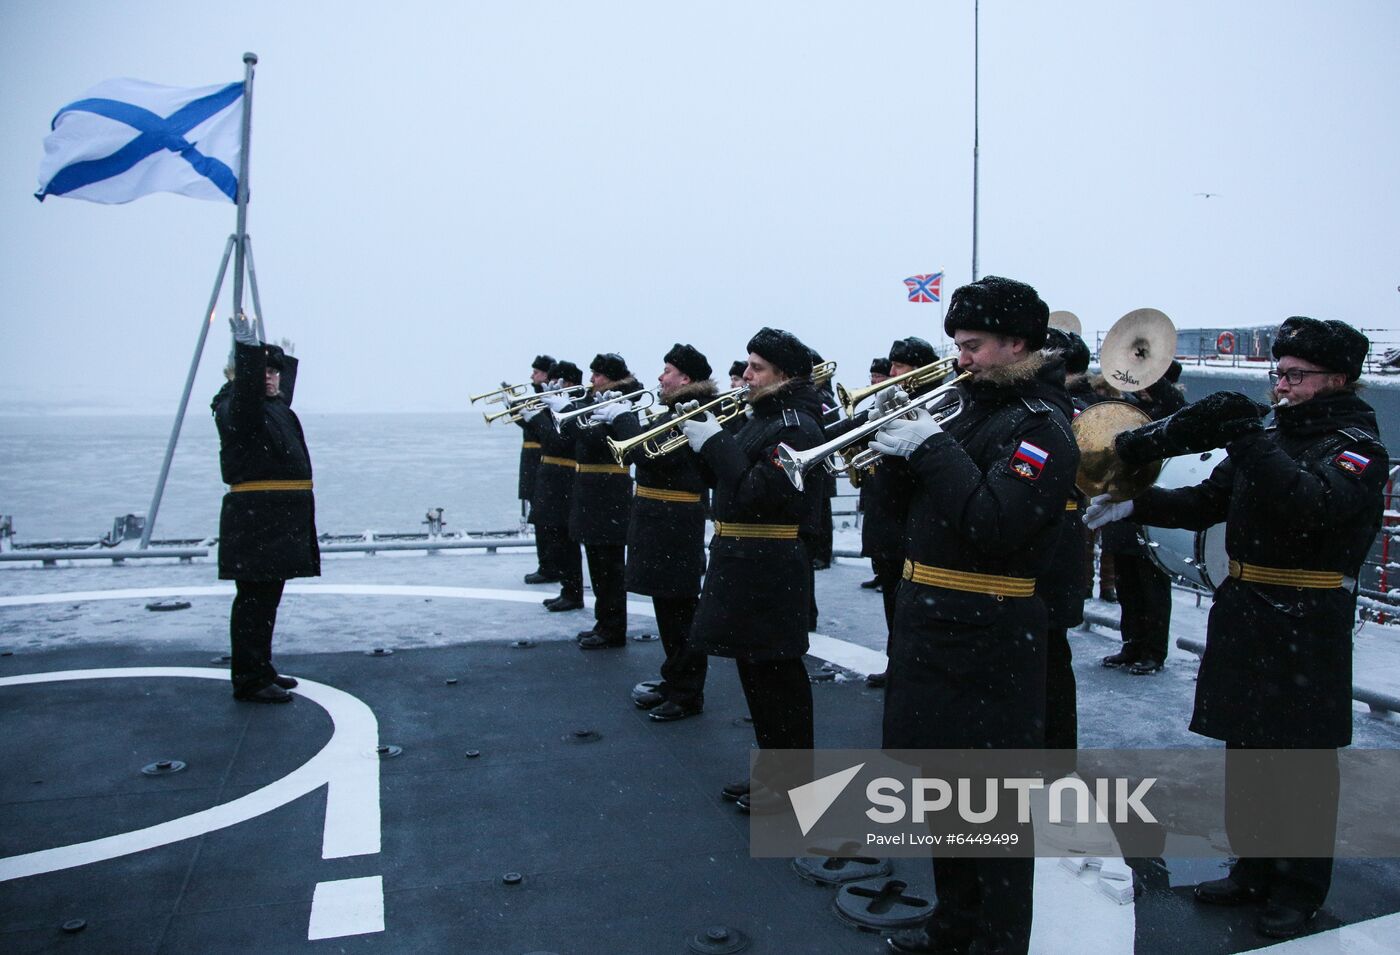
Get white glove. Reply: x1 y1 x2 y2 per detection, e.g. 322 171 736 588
868 406 942 459
674 399 701 415
873 385 910 416
277 336 295 356
229 312 260 347
590 400 628 425
1084 493 1134 531
681 411 722 451
520 405 543 422
540 392 575 413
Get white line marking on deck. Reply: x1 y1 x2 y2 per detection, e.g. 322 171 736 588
0 667 381 880
308 875 385 940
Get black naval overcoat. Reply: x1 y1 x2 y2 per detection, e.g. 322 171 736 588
212 342 320 582
514 383 544 501
883 355 1079 750
523 405 575 529
623 380 716 598
691 379 826 662
1133 391 1387 748
562 380 643 545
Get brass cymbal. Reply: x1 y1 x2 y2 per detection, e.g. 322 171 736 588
1072 400 1163 501
1048 310 1082 335
1098 307 1176 392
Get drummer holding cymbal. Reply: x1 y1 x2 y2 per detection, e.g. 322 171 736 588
1086 316 1387 939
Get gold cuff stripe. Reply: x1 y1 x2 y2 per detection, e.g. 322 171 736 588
715 521 800 540
577 463 630 475
636 485 703 504
522 441 542 449
229 480 313 493
1065 501 1079 511
1228 560 1344 589
541 456 577 468
902 559 1036 598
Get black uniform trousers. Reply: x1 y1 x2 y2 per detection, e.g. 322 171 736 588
930 855 1035 955
1226 743 1338 911
654 595 707 707
584 543 627 636
735 658 813 750
1113 552 1171 664
870 553 904 655
537 525 582 601
230 579 285 694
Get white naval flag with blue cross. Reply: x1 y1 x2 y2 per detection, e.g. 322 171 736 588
35 78 244 204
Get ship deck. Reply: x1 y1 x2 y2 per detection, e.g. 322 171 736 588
2 549 1399 954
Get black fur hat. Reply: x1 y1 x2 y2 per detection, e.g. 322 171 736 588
532 354 555 373
746 327 813 378
1272 316 1369 381
944 275 1049 350
728 360 747 379
871 356 892 376
1043 327 1091 374
1164 359 1183 384
888 336 936 368
664 343 712 382
590 352 630 382
263 344 286 371
550 359 583 385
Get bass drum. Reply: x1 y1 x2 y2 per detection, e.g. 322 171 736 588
1142 449 1229 591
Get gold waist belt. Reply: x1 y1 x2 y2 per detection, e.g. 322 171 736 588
229 480 313 493
541 456 576 468
902 559 1036 598
577 463 630 475
1065 501 1079 511
1228 560 1344 589
636 485 702 504
522 441 542 449
715 521 800 540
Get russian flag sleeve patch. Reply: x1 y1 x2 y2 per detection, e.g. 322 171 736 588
1334 450 1371 475
1010 440 1049 481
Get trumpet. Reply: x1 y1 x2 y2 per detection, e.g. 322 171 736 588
551 388 655 430
470 381 530 405
836 357 957 418
481 383 588 425
607 387 749 466
775 372 972 490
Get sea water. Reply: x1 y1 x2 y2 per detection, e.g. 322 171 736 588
0 413 523 542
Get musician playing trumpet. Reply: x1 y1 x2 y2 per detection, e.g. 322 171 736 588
678 327 826 814
621 344 717 721
872 277 1079 955
1086 317 1388 939
547 353 643 648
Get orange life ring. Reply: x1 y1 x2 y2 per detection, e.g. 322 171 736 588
1216 331 1236 354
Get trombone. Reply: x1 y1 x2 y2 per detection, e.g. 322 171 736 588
470 381 530 405
812 360 837 387
836 357 957 418
481 383 588 425
551 388 655 430
607 387 749 466
775 372 972 490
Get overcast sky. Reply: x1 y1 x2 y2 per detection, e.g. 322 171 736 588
2 0 1397 415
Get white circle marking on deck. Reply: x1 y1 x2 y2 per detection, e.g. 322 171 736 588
0 667 380 882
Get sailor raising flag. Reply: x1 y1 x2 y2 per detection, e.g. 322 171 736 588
35 77 245 204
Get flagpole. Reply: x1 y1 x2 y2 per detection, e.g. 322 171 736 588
970 0 980 283
233 52 258 338
137 53 258 549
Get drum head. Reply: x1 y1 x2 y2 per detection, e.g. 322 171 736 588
1072 401 1161 501
1142 450 1229 590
